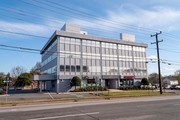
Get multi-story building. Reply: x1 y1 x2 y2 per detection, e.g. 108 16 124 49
33 23 148 92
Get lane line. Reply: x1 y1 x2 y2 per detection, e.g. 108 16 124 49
27 112 99 120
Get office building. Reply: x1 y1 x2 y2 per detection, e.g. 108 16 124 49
33 23 147 92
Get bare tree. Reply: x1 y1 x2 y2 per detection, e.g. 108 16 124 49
148 73 159 85
30 62 41 75
11 66 26 79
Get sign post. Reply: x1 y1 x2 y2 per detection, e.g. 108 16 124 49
3 80 11 102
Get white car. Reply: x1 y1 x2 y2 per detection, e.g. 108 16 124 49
175 85 180 89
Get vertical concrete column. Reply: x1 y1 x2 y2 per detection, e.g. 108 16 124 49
57 79 60 93
57 36 60 93
144 48 148 78
100 42 103 81
132 46 135 85
39 80 42 93
80 39 83 80
117 44 120 88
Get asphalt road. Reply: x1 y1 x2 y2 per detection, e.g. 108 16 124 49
1 96 180 120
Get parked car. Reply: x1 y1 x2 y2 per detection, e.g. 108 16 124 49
0 88 3 92
170 85 177 90
0 88 5 95
175 85 180 89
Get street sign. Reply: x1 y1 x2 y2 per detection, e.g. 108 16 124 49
3 80 12 83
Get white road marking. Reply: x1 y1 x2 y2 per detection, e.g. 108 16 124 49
27 112 99 120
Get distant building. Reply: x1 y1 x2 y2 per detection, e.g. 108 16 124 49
33 23 148 92
163 78 178 88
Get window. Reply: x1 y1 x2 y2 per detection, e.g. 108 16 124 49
65 44 70 51
60 43 64 51
76 66 80 72
82 46 86 53
76 58 80 65
71 66 75 72
106 48 109 54
96 59 100 66
87 79 95 84
66 66 70 72
83 59 86 65
87 59 91 66
60 65 65 71
65 58 70 65
92 59 96 66
96 47 100 54
113 49 117 55
87 46 91 53
92 47 95 53
71 44 75 51
83 66 87 72
76 45 80 52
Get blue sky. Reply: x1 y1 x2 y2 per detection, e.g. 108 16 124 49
0 0 180 76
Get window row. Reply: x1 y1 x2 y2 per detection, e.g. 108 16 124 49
60 65 80 72
102 42 117 49
42 53 57 67
60 37 81 45
42 39 57 57
42 66 57 74
60 57 81 65
82 46 100 54
60 43 81 52
83 59 101 66
102 48 117 55
82 40 100 47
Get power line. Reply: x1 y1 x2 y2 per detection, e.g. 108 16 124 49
0 29 48 39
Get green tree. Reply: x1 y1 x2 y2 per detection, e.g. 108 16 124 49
71 76 81 89
141 78 149 86
15 73 32 87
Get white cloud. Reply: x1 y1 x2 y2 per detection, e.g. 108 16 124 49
0 20 55 37
70 5 180 33
147 55 157 60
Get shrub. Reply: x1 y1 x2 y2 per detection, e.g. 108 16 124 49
119 86 153 90
141 78 149 86
0 91 5 95
71 86 107 92
71 76 81 90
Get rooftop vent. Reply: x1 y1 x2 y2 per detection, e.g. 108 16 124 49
120 33 135 42
61 23 80 34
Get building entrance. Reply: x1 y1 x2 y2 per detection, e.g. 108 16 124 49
105 79 119 89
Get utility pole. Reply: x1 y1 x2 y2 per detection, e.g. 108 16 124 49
151 31 163 94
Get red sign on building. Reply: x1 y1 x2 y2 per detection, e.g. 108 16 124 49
123 76 135 79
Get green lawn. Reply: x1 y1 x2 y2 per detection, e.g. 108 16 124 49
102 90 172 97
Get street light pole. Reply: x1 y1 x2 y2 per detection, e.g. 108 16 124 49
6 82 8 95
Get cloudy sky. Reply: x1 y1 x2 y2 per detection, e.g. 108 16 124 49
0 0 180 75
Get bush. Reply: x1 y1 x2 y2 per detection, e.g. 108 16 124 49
71 76 81 89
0 91 5 95
141 78 149 86
71 86 107 92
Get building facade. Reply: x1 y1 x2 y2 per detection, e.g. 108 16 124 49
34 23 148 92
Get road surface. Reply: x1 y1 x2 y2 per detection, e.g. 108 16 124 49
1 96 180 120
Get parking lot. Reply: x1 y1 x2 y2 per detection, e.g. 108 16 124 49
0 89 97 102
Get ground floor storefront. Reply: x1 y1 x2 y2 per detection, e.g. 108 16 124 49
33 75 144 93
